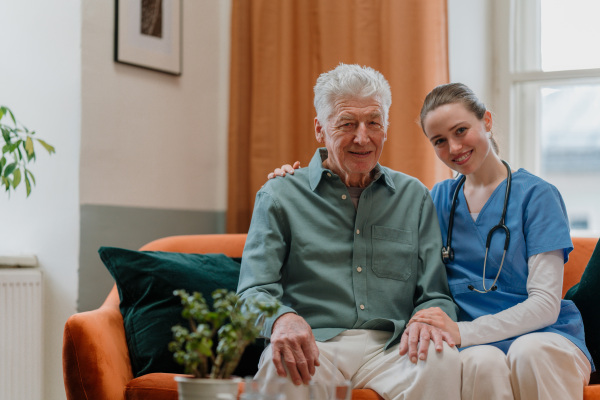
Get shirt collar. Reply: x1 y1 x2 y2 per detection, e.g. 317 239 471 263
308 148 396 192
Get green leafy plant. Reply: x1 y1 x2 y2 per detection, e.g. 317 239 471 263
0 105 55 197
169 289 280 379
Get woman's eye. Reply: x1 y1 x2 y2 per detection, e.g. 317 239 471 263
434 138 446 146
456 127 466 135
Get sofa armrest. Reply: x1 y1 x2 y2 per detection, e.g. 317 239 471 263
63 285 133 400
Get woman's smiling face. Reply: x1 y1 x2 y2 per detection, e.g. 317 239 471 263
315 96 387 187
422 102 493 175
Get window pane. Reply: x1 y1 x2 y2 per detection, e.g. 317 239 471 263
539 84 600 233
541 0 600 71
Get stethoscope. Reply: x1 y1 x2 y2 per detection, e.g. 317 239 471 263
441 160 512 293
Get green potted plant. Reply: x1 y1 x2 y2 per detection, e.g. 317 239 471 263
169 288 280 400
0 105 55 197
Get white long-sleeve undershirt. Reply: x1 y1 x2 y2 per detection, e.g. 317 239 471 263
457 249 564 348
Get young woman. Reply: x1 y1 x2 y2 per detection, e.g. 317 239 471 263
411 83 593 400
268 83 594 400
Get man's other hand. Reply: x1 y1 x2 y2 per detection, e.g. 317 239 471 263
398 321 455 363
270 313 320 385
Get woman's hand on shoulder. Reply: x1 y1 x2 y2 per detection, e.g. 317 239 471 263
267 161 301 180
409 307 461 346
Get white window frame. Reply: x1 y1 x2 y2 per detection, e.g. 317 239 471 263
493 0 600 173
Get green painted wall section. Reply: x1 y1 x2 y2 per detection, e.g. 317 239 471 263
79 204 226 311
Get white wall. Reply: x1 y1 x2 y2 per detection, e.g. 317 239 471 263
77 0 233 313
0 2 81 399
80 0 231 211
448 0 493 109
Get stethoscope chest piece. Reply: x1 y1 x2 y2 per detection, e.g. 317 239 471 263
441 246 454 263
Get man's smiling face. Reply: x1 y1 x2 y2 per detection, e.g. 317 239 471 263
315 96 387 187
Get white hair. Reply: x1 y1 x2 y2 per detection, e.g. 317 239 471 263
313 63 392 129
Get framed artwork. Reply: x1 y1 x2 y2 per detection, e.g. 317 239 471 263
114 0 182 75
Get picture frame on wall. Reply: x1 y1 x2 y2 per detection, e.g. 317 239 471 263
114 0 182 75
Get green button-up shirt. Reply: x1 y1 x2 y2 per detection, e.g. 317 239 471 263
237 148 457 348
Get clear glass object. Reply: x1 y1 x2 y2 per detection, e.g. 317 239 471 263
240 377 286 400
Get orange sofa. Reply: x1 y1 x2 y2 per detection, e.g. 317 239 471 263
63 234 599 400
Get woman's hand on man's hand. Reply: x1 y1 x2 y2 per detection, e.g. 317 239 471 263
409 307 461 346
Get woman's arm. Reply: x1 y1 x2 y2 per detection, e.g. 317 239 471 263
457 249 563 347
410 249 563 347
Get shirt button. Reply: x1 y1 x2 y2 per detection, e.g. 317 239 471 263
357 266 362 272
341 194 347 200
327 173 332 177
360 304 365 310
356 229 360 234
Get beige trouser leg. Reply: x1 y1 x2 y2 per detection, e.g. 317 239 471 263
507 332 591 400
460 345 514 400
254 329 461 400
460 332 591 400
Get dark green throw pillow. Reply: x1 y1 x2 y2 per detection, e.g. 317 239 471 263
99 247 262 377
565 239 600 368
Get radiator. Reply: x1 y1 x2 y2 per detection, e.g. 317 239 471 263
0 269 43 400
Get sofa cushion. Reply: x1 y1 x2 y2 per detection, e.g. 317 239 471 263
99 247 262 378
565 239 600 368
125 373 179 400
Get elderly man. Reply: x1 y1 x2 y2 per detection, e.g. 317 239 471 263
237 64 460 400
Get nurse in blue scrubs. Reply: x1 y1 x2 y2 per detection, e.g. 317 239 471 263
412 82 593 400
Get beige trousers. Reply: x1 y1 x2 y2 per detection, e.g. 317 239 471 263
460 332 591 400
255 329 461 400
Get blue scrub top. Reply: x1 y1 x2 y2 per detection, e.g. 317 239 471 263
431 168 594 370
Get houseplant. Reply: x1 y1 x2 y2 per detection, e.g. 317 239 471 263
0 105 55 197
169 288 280 400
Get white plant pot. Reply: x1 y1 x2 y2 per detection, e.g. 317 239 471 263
175 376 240 400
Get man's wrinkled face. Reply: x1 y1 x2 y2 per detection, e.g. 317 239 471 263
315 97 387 187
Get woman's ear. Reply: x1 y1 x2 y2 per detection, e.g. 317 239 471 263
484 110 493 132
315 118 325 143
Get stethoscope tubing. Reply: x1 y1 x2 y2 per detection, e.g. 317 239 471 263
442 160 512 293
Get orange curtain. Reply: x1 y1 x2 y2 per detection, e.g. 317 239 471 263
227 0 452 233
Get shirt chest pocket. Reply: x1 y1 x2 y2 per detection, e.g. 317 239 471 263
371 226 415 281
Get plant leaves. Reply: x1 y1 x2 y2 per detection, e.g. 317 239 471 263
37 139 55 154
2 176 10 191
3 162 17 177
1 106 54 198
1 127 10 143
25 169 36 185
6 108 16 125
12 168 21 188
25 175 31 197
25 137 34 156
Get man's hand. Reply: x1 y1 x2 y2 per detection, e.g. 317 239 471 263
399 321 456 363
270 313 320 385
409 307 461 346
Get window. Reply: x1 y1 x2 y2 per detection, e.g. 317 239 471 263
496 0 600 236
